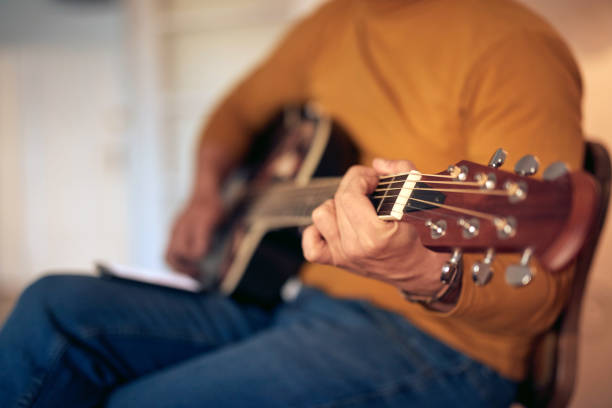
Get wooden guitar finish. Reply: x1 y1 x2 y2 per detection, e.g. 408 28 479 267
408 162 599 271
199 107 357 306
198 106 600 306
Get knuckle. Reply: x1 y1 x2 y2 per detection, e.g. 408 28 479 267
345 165 362 177
323 198 335 208
303 244 319 263
311 207 325 223
333 191 345 204
344 165 366 182
361 236 384 256
312 201 333 223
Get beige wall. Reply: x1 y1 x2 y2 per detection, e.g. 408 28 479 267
0 1 129 297
520 1 612 406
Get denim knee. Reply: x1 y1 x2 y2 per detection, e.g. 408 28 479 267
12 274 98 335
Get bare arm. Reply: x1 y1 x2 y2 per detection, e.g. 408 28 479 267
164 4 333 275
165 143 234 276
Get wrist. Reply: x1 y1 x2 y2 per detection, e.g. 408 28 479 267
191 173 221 203
396 248 448 296
399 249 463 310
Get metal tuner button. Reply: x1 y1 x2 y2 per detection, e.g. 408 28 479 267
472 248 495 286
505 248 534 287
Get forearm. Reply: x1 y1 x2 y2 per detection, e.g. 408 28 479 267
190 141 237 202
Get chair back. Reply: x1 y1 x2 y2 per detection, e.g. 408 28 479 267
516 141 611 407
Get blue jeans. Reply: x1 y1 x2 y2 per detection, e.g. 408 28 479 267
0 275 516 407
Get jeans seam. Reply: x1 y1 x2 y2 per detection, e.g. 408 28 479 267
16 337 68 408
76 326 214 345
16 326 216 408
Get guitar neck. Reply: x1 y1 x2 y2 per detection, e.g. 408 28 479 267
244 155 597 275
248 174 422 223
248 177 342 223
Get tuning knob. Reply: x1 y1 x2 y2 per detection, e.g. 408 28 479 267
458 217 479 238
542 161 569 181
425 219 447 239
505 248 534 287
488 148 507 168
514 155 540 176
441 248 462 283
472 248 495 286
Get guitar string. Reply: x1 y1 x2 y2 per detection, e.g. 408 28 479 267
258 180 509 207
407 197 498 221
252 170 496 202
254 188 457 223
259 174 484 195
372 186 510 196
378 172 456 180
252 182 497 214
247 175 506 222
251 199 474 232
255 184 470 223
371 194 464 222
368 181 456 221
377 179 483 187
369 187 500 221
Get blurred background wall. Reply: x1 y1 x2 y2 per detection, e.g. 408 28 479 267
0 0 610 405
0 0 129 294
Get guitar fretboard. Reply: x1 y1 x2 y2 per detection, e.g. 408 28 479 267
246 172 439 223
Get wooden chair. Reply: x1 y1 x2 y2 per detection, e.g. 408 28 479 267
515 141 611 407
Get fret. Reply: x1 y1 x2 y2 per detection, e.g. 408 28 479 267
248 172 428 221
377 171 423 220
374 175 404 218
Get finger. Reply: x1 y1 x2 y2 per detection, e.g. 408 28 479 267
336 165 379 197
311 199 340 245
335 166 385 235
184 217 213 259
301 225 333 264
175 257 201 276
166 222 188 263
166 221 205 276
165 247 200 276
372 158 416 176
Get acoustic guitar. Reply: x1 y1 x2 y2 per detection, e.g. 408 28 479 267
198 105 600 306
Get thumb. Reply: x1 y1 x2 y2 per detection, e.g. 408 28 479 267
372 158 416 176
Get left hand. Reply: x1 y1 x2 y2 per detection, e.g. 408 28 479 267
301 158 449 298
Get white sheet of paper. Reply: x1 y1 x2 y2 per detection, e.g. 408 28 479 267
95 261 202 292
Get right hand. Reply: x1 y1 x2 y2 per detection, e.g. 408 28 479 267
165 193 223 277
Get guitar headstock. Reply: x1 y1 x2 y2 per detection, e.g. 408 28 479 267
371 149 600 286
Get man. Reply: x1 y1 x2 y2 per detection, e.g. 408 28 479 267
0 0 582 406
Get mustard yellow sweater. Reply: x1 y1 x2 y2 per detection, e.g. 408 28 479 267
200 0 583 380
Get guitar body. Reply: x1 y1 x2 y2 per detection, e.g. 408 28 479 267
199 106 358 306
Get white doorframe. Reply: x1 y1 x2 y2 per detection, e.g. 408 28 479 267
124 0 168 269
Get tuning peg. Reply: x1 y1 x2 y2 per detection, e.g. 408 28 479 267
514 155 540 176
505 248 534 287
425 219 447 239
542 161 569 181
472 248 494 286
458 217 479 239
488 148 507 168
441 248 462 283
